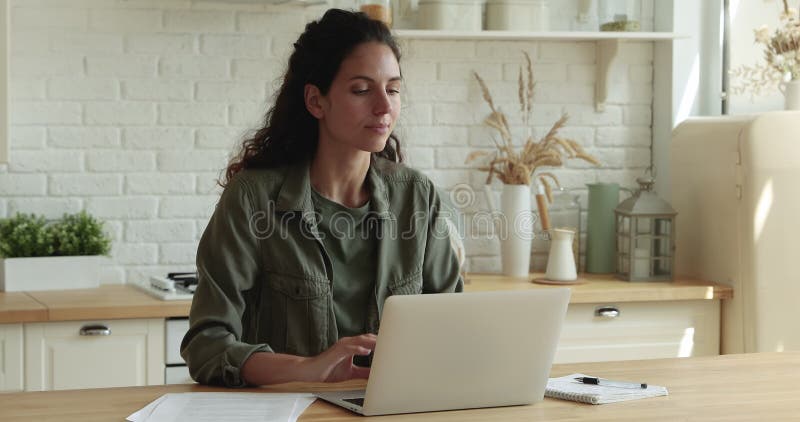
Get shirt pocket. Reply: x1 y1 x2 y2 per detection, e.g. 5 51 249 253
264 271 330 356
388 270 423 296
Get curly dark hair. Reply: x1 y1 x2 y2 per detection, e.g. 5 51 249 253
222 9 404 187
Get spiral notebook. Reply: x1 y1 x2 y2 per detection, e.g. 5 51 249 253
545 373 668 405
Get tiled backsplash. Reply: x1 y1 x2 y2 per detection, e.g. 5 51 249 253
2 0 654 281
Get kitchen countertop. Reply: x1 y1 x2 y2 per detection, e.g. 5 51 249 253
0 285 191 323
465 273 733 303
0 273 732 324
0 291 48 324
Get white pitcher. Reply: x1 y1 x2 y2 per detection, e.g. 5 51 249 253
484 184 534 277
545 228 578 281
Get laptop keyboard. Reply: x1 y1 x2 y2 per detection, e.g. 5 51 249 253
343 397 365 407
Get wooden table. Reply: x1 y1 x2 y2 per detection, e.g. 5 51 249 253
1 352 794 421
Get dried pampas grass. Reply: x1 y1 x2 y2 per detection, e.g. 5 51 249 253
466 52 600 197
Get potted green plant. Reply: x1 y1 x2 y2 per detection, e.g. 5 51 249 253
0 211 112 292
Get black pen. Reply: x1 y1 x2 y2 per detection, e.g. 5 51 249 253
574 376 647 389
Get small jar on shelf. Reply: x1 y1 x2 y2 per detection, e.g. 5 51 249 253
598 0 641 31
571 0 598 31
417 0 482 31
486 0 549 31
360 0 393 27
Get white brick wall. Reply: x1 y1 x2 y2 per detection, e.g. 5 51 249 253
126 33 196 55
48 174 122 196
48 78 118 100
123 127 194 150
8 198 83 219
86 102 157 125
11 127 46 149
11 102 82 125
0 174 47 196
3 0 655 280
87 197 159 219
87 56 158 78
10 151 83 173
125 173 196 195
200 34 267 58
122 80 193 101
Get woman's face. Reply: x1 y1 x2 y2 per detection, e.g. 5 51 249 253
309 42 402 154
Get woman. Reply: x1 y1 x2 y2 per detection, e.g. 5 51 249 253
181 9 463 387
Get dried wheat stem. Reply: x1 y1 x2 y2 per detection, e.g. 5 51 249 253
498 113 513 146
542 114 569 146
473 72 498 114
518 67 526 118
465 150 490 163
524 51 535 124
577 152 601 165
556 138 577 157
531 156 563 168
537 172 562 190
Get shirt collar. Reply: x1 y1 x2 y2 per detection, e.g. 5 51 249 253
275 157 392 219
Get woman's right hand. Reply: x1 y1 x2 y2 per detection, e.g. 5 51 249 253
301 334 377 383
240 334 377 385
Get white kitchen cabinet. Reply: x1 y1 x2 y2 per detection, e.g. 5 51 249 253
24 318 164 391
554 300 719 363
0 323 23 392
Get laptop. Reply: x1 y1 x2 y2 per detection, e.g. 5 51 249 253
315 288 570 416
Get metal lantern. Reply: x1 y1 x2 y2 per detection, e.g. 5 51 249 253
614 176 677 281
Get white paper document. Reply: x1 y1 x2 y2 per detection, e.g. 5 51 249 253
126 392 316 422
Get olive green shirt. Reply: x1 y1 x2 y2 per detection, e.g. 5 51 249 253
181 157 464 387
310 188 375 339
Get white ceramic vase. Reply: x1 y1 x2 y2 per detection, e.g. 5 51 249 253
779 80 800 110
484 184 534 277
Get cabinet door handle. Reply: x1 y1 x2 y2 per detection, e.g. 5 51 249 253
79 325 111 336
595 306 620 318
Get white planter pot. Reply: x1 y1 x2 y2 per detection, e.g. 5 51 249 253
0 256 106 292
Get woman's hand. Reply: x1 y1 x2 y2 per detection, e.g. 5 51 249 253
302 334 377 383
240 334 377 385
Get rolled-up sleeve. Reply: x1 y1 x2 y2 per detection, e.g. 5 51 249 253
421 183 464 294
180 176 272 387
